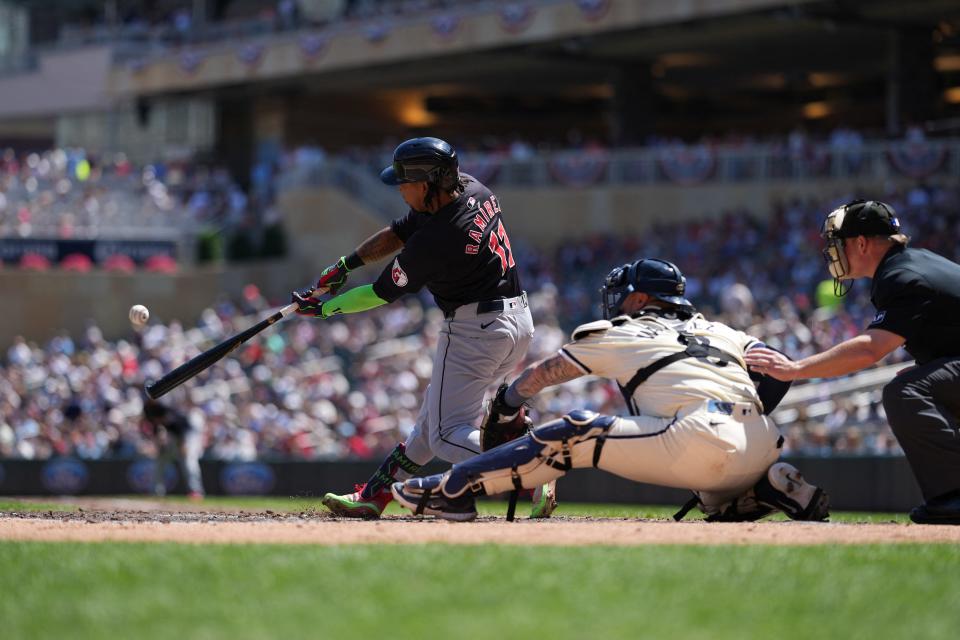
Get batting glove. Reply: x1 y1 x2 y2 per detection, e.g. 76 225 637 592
315 257 350 295
291 289 327 318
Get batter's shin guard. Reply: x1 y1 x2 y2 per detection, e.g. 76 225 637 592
754 462 830 521
360 443 421 500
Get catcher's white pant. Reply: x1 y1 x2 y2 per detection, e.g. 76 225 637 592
476 400 782 510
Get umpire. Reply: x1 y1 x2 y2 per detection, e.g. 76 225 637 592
746 200 960 524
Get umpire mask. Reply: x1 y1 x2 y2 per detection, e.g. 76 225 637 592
821 206 852 297
821 200 902 297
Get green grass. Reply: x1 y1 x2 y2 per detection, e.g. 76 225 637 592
2 542 958 640
0 500 77 512
162 495 323 510
0 496 910 522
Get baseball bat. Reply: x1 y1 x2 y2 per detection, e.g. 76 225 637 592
144 302 300 399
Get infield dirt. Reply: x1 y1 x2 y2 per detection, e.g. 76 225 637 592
2 498 959 545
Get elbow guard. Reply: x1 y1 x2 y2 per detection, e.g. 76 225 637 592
753 374 793 414
747 343 793 414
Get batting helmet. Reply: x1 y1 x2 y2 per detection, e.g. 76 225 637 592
379 137 460 191
601 258 693 319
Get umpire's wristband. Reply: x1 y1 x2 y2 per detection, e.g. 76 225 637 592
504 383 531 410
343 252 364 271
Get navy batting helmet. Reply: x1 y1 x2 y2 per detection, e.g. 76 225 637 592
380 137 459 191
601 258 693 319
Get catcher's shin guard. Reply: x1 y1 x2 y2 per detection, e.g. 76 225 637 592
691 463 830 522
444 434 542 497
754 462 830 521
532 409 617 443
391 475 478 522
444 410 617 499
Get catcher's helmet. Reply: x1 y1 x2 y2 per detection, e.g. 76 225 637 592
601 258 693 319
380 137 459 191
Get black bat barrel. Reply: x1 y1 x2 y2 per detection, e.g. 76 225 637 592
144 308 287 399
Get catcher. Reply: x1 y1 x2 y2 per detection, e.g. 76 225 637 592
391 258 831 522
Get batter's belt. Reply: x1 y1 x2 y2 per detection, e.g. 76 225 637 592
445 292 528 319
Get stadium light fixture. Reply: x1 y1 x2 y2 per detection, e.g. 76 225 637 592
802 101 831 119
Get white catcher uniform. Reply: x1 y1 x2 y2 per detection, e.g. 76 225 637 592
547 311 783 508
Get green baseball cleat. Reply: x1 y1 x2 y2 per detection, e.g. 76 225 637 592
321 484 393 519
529 481 558 519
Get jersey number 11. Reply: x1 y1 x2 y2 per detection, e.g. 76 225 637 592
488 220 515 275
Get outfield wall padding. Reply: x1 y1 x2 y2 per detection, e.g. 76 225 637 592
0 456 923 512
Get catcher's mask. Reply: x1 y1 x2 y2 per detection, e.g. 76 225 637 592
821 200 901 297
601 258 693 319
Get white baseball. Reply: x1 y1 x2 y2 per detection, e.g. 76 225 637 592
129 304 150 326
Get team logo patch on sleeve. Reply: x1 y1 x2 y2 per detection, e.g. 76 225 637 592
391 258 409 287
870 311 886 325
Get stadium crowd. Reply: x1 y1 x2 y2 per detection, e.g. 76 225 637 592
0 120 941 247
0 147 248 241
5 179 958 462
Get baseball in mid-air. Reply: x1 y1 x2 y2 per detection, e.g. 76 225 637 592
129 304 150 326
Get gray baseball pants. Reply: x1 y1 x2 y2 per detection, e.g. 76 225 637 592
403 294 534 465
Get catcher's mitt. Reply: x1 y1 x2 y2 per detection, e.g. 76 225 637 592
480 384 532 451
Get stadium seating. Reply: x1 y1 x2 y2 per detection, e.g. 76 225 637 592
5 178 956 462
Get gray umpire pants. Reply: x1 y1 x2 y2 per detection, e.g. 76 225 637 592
882 356 960 501
404 295 534 465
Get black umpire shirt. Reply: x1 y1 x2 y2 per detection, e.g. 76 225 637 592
372 174 522 315
868 245 960 365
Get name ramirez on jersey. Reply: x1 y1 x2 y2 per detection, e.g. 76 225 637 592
372 174 522 315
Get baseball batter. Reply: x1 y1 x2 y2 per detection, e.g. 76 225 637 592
391 258 830 522
291 137 536 518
